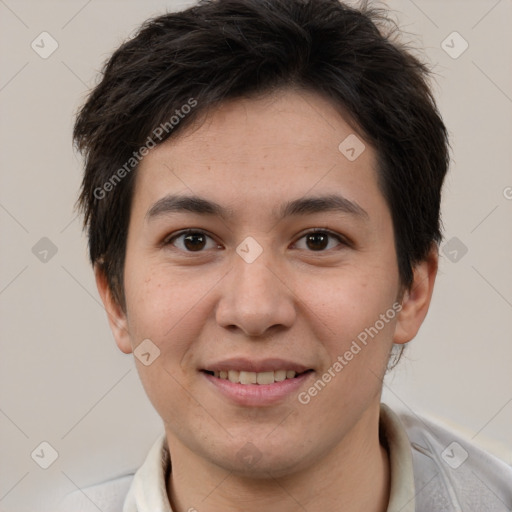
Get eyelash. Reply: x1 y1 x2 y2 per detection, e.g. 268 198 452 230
163 228 350 254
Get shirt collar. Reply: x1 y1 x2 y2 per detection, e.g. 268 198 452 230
379 403 416 512
123 403 415 512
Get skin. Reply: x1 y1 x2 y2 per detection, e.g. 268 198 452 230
96 87 438 512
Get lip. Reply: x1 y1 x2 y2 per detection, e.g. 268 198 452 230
201 357 311 374
203 371 313 406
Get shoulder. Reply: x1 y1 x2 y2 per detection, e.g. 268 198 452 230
396 407 512 512
56 434 168 512
56 473 134 512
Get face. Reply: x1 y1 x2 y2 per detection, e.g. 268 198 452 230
99 88 435 478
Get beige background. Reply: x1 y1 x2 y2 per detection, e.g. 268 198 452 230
0 0 511 510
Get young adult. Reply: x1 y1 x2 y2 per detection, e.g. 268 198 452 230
60 1 512 510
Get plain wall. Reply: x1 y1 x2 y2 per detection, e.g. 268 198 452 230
0 0 511 510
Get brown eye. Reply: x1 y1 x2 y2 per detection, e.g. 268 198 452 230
165 230 218 252
294 229 347 252
182 232 207 251
305 232 329 251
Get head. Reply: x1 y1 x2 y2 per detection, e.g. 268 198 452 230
74 0 448 478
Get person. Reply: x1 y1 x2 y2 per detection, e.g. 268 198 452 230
59 0 512 510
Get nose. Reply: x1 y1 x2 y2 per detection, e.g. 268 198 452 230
215 241 296 338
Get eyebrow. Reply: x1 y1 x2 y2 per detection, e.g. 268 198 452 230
145 193 369 222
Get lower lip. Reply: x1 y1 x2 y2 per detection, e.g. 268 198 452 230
202 371 314 407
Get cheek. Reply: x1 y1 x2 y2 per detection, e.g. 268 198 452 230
294 267 399 406
122 263 207 421
124 262 202 342
292 289 397 452
302 268 398 344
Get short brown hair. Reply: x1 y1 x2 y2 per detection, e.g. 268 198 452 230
73 0 450 312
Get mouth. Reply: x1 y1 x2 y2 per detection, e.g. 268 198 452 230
200 359 315 406
201 369 314 385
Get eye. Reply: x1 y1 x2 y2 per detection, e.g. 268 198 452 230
163 228 349 254
164 229 220 252
293 229 348 252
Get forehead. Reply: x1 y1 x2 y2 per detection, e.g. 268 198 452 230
131 88 386 224
163 89 369 163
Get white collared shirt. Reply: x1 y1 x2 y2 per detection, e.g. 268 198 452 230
58 404 512 511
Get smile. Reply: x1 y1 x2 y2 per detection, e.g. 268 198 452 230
203 369 311 385
201 365 315 406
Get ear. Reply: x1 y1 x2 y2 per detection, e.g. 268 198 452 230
94 264 133 354
393 245 438 344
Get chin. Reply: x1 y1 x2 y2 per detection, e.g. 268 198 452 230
206 439 314 480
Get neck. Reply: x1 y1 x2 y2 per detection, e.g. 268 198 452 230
166 405 390 512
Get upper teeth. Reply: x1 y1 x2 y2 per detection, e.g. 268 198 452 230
212 370 298 384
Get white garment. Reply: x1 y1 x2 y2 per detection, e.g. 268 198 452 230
58 404 512 511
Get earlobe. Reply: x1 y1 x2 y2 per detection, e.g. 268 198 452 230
94 264 133 354
393 245 439 345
